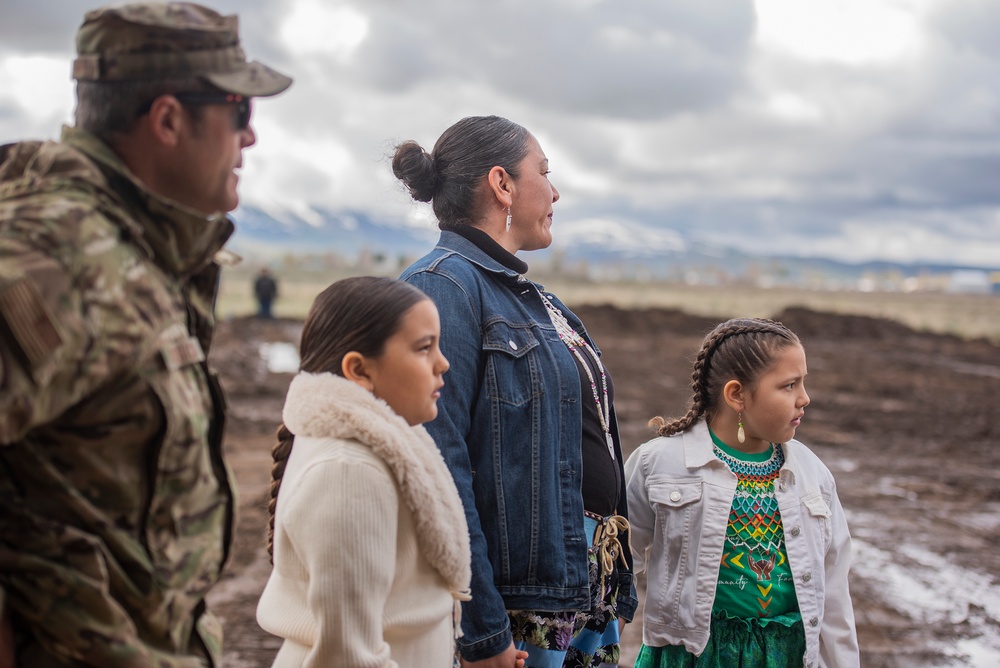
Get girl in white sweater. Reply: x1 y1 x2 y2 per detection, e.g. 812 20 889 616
257 276 473 667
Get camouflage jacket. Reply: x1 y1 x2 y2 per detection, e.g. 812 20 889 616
0 127 235 667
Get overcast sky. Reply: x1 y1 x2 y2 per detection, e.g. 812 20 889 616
2 0 998 267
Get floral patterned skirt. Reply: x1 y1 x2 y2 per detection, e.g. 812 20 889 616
508 513 629 668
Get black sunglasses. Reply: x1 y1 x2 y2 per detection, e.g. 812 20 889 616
137 92 252 130
173 92 252 130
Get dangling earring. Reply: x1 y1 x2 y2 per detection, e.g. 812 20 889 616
505 206 512 233
737 412 746 444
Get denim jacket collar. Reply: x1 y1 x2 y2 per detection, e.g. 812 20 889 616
450 225 529 274
682 422 718 468
433 230 530 287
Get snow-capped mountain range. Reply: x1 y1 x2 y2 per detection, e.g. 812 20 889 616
228 205 997 284
230 204 715 265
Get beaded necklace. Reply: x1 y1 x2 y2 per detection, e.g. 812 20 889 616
711 442 782 476
538 291 615 461
712 439 786 556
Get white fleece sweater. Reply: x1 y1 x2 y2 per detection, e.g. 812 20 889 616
257 372 471 668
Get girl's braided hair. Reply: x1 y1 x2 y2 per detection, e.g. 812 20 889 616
649 317 800 437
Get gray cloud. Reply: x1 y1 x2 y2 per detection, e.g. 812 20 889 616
349 0 755 119
0 1 78 52
933 0 1000 59
0 0 997 266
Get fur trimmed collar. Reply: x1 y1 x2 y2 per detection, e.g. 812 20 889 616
282 372 471 597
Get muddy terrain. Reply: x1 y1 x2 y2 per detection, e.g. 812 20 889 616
206 304 1000 667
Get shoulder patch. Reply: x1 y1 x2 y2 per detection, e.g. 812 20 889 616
0 277 63 373
159 323 205 371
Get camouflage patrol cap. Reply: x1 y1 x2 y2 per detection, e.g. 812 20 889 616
72 2 292 97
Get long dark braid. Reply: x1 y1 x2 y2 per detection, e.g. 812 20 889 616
267 424 294 563
649 318 800 437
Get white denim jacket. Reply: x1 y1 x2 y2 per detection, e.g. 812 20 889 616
624 421 860 668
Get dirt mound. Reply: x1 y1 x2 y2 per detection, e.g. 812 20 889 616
572 303 720 338
775 306 942 342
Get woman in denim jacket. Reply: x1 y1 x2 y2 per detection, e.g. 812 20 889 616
395 116 637 668
625 318 859 667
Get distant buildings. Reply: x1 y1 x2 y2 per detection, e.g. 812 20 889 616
947 270 992 294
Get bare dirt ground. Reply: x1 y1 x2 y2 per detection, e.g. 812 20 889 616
206 304 1000 667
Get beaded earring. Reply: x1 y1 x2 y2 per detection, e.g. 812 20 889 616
737 412 746 444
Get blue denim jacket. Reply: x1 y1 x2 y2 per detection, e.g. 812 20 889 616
401 231 637 661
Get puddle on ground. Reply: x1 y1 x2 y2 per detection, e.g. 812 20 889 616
933 358 1000 379
259 342 300 373
851 534 1000 666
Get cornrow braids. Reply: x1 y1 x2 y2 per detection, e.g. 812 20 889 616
267 423 295 564
648 317 800 438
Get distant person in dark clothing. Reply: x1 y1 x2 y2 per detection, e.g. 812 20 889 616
255 267 278 319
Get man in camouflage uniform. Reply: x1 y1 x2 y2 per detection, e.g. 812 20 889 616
0 3 291 666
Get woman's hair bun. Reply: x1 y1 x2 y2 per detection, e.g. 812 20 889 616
391 140 438 203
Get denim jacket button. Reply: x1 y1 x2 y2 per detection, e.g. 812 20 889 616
509 340 518 350
790 526 801 537
669 491 681 502
803 571 812 582
809 617 819 627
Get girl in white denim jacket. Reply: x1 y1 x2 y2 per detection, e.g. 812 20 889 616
625 318 859 668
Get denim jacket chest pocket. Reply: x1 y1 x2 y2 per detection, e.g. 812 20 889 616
648 478 703 506
482 320 544 406
647 479 705 538
800 490 833 550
